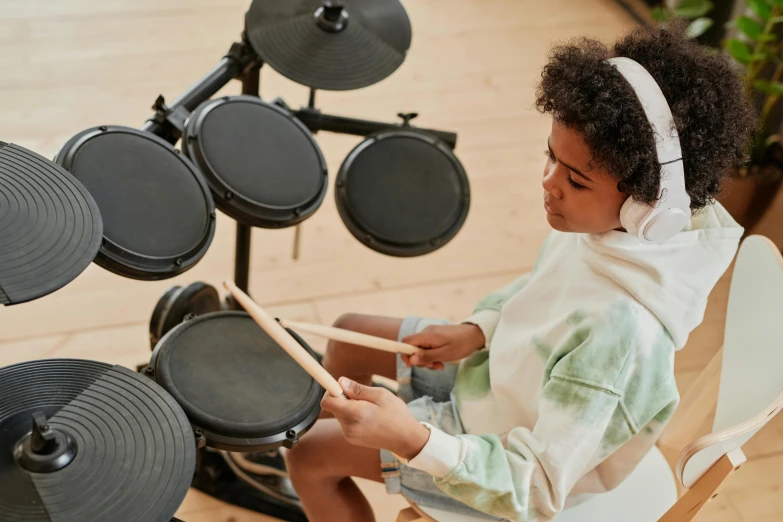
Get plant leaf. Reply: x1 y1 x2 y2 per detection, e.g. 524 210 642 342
686 17 714 38
772 15 783 23
772 0 783 7
748 0 772 21
673 0 714 18
752 41 779 60
737 15 764 40
651 6 670 22
726 38 754 63
754 80 783 95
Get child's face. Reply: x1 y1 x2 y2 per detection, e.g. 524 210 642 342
542 120 628 234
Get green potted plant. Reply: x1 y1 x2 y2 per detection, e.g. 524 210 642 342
720 0 783 233
650 0 716 39
652 0 783 233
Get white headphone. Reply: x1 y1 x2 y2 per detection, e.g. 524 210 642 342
607 57 691 244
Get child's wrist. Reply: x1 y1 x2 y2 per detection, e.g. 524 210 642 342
397 422 431 462
466 323 486 349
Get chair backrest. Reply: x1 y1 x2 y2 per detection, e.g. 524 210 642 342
680 235 783 488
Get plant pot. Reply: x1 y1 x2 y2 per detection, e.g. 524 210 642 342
718 170 783 234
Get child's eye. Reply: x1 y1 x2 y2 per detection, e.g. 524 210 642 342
568 177 586 190
544 150 555 161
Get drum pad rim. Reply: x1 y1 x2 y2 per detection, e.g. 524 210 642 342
335 130 470 257
55 126 217 281
150 311 323 446
182 95 329 229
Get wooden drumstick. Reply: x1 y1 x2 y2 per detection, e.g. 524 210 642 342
278 319 420 355
222 281 346 399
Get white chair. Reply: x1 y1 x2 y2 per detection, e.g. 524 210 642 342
397 234 783 522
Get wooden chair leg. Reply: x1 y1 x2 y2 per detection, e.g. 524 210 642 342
659 448 745 522
397 507 426 522
398 502 438 522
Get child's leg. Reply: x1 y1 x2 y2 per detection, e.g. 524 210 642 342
321 314 402 386
285 315 404 520
285 418 383 522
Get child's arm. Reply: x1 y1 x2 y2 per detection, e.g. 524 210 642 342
408 309 678 521
408 377 621 521
461 272 532 349
322 368 624 521
398 273 534 369
323 346 675 521
462 233 552 350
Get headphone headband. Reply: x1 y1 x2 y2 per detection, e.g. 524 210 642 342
607 57 691 243
607 57 682 163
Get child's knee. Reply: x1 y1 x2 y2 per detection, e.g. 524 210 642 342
286 426 341 480
325 314 370 361
285 438 317 480
332 313 366 332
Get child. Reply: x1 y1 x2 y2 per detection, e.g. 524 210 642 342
284 23 756 521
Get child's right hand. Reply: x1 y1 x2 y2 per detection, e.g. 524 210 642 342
401 323 485 370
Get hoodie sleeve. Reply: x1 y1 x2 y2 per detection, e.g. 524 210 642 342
461 233 554 347
461 272 531 348
407 376 624 521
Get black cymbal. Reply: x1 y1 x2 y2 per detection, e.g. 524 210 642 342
245 0 412 91
0 142 102 306
0 359 196 522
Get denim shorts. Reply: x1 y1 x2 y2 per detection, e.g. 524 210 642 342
380 316 503 520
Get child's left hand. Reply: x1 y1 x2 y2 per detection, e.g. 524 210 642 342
321 377 431 461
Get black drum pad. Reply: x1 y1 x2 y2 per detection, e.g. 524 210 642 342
0 359 195 522
0 142 102 305
56 126 216 280
150 312 323 451
335 131 470 257
183 96 328 228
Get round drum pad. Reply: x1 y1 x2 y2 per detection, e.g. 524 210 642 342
183 95 328 228
150 311 323 452
0 142 102 305
0 359 195 522
55 126 216 280
335 130 470 257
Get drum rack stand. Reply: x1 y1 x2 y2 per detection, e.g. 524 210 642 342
142 37 458 306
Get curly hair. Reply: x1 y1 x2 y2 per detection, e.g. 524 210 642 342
535 23 757 210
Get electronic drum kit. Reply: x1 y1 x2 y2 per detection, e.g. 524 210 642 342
0 1 471 520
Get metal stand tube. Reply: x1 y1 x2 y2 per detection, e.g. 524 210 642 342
231 62 263 298
292 107 458 149
234 224 252 294
141 40 261 142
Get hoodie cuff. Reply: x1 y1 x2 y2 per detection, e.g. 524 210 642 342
461 309 501 350
407 423 465 478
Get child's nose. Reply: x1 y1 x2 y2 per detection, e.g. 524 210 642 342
542 170 563 199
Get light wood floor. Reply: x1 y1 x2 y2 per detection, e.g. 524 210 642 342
1 1 780 520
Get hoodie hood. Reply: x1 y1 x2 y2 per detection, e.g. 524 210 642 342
579 202 743 350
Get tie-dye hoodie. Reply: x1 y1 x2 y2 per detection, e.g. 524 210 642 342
406 202 743 521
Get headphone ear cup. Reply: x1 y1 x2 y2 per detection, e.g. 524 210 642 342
619 197 651 239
